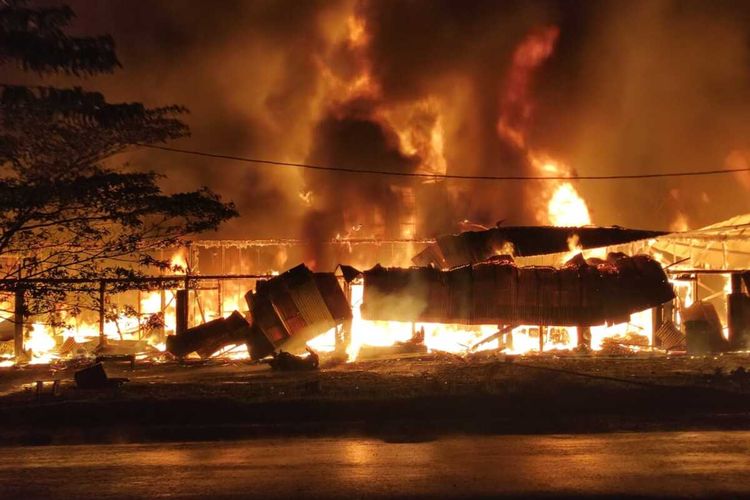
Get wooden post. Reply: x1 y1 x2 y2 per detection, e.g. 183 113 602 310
159 288 166 337
136 289 142 339
14 287 25 361
176 289 188 336
217 280 223 318
728 272 745 350
538 325 545 353
98 280 106 347
578 325 591 349
652 305 663 348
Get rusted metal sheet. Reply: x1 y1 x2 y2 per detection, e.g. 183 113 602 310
412 226 668 268
362 253 675 327
245 264 352 359
314 273 353 321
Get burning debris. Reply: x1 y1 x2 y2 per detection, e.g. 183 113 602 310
244 264 352 360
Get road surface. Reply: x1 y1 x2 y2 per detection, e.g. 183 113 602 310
1 431 749 498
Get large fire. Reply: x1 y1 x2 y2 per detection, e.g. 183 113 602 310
0 24 680 368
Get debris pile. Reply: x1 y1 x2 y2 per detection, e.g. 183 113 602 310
244 264 352 360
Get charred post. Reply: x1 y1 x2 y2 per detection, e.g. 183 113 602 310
13 286 24 362
728 273 750 349
175 289 188 337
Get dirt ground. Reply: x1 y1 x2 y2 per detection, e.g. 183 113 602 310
1 351 750 445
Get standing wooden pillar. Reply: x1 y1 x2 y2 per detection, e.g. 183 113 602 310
652 304 664 348
14 287 25 361
175 289 188 336
728 272 746 350
159 289 166 337
334 278 353 356
98 281 106 347
217 280 223 318
334 320 352 357
577 325 591 349
538 325 545 353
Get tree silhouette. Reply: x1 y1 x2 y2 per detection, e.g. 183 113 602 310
0 1 237 321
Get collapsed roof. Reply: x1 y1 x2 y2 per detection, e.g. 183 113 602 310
412 225 668 269
362 253 674 327
244 264 351 359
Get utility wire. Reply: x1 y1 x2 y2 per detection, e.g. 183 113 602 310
137 143 750 181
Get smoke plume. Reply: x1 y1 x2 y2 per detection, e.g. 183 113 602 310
41 0 750 266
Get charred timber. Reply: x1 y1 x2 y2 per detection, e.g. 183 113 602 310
412 226 668 268
362 253 675 327
166 310 250 358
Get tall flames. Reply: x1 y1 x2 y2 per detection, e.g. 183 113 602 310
496 27 591 230
0 23 680 369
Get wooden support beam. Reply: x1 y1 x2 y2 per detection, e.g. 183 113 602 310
14 287 24 361
538 325 545 353
175 289 188 336
98 281 106 347
578 325 591 349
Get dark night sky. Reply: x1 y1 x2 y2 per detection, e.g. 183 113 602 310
31 0 750 240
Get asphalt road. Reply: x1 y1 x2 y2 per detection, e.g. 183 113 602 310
1 431 749 498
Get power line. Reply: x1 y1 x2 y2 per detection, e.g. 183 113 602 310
136 143 750 181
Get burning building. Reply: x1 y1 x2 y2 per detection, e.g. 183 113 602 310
5 2 750 367
7 212 750 367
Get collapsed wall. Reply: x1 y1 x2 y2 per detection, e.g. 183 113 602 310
361 253 675 327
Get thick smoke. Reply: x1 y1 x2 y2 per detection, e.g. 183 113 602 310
49 0 750 258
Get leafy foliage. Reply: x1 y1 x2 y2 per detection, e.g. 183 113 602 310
0 0 119 75
0 1 238 320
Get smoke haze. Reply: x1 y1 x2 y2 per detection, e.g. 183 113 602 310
33 0 750 247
